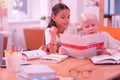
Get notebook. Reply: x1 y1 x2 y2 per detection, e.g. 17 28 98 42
60 33 104 59
0 33 6 68
40 54 68 63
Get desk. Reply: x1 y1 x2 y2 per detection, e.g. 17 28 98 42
1 58 120 80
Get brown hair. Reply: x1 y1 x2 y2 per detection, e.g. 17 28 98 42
47 3 70 28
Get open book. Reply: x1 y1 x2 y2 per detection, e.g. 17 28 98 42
40 54 68 63
60 33 104 59
22 50 47 60
91 53 120 65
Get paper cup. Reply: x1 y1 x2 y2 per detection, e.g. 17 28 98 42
5 52 22 72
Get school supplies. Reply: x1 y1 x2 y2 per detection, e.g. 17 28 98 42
40 54 68 63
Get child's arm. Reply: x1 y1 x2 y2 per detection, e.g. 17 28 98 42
42 27 58 54
48 27 58 53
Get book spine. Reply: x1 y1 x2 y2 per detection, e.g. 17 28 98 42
40 59 58 64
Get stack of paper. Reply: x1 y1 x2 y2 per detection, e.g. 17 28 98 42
17 65 56 79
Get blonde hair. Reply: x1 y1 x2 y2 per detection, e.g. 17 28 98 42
79 12 99 26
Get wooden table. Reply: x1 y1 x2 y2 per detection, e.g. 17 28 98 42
1 57 120 80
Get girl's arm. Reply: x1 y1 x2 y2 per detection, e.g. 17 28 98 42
44 27 58 53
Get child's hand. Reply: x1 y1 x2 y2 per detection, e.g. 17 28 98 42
59 46 68 55
97 48 111 55
47 43 57 54
39 45 49 54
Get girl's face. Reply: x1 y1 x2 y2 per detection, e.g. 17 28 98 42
52 9 70 33
82 20 99 35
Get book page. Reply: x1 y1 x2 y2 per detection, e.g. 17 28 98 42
106 49 120 64
83 33 104 47
60 33 104 58
111 53 120 63
22 50 47 60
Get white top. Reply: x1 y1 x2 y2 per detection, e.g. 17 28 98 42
45 23 77 45
101 31 120 50
78 31 120 50
45 28 60 45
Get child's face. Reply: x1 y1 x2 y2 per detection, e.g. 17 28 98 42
52 9 70 33
82 20 99 35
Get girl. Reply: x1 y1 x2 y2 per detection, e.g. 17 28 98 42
40 3 70 54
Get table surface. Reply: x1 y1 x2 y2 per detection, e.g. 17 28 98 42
1 57 120 80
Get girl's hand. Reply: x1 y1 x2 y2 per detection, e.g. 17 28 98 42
39 45 49 54
47 43 57 54
59 46 68 55
39 44 57 54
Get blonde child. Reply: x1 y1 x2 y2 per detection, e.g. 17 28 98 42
59 12 120 55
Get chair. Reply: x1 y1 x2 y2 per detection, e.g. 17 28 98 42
99 27 120 41
0 32 8 57
3 35 8 54
23 27 45 50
